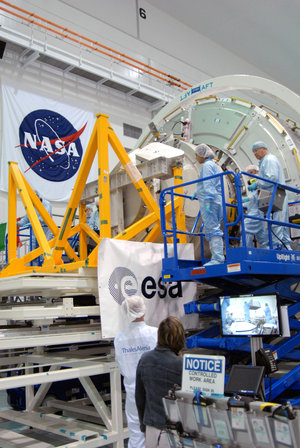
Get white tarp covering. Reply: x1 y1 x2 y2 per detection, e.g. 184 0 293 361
98 238 198 338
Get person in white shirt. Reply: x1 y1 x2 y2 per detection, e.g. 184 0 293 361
114 295 157 448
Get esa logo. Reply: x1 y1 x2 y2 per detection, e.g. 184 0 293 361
108 267 183 305
18 109 86 182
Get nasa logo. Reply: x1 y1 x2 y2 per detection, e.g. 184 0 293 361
18 109 86 182
108 266 183 305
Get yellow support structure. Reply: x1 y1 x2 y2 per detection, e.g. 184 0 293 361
0 114 186 278
97 114 111 238
173 165 187 244
8 162 54 269
7 164 17 263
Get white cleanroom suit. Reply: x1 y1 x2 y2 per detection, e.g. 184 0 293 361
258 153 291 249
114 320 157 448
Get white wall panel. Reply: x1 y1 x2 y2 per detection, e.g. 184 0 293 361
138 0 270 78
60 0 138 38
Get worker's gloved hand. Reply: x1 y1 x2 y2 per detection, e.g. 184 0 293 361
191 193 197 200
242 196 250 203
205 202 212 214
248 182 257 191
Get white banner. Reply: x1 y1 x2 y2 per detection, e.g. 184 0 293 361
98 238 198 338
1 83 95 201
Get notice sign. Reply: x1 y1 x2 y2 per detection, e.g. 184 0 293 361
182 354 225 395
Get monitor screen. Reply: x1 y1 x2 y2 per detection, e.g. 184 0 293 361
219 294 281 336
225 365 265 398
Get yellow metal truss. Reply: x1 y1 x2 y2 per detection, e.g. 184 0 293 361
1 114 186 278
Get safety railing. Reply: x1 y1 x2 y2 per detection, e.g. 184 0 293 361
237 171 300 250
159 170 300 267
5 224 79 266
6 224 50 266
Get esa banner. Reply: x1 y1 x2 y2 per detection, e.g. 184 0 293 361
98 238 198 338
1 83 95 201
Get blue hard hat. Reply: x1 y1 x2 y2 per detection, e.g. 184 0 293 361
252 141 268 151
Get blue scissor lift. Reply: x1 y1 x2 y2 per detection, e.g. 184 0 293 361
160 170 300 404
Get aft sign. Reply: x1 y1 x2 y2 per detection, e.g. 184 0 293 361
182 354 225 396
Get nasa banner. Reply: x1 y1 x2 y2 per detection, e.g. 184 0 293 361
98 238 198 338
1 83 95 201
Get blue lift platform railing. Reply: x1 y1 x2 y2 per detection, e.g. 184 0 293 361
6 225 79 266
160 170 300 283
159 170 300 404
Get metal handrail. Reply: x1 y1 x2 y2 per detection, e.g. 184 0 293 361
159 170 300 265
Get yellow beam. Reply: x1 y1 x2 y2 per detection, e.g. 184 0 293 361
173 166 187 243
21 175 58 236
108 124 160 218
97 114 111 238
10 163 54 268
79 203 88 260
7 163 17 263
52 118 99 264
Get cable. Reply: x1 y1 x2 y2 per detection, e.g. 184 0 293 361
270 226 289 250
171 120 183 137
263 209 289 250
171 121 183 130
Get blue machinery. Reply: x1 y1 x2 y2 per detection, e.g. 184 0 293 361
160 170 300 405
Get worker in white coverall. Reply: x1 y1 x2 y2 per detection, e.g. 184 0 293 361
114 295 157 448
191 143 225 265
242 165 269 248
249 141 292 250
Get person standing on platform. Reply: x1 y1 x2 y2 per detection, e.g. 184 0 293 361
242 165 268 248
191 144 225 265
114 295 157 448
250 141 292 249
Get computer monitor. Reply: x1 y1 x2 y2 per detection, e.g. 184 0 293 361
219 294 281 336
225 365 265 400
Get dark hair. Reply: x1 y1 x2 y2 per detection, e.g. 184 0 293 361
158 316 185 355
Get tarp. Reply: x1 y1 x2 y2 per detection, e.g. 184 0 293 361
1 82 95 201
98 238 198 338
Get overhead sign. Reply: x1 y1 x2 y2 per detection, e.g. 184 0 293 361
182 354 225 396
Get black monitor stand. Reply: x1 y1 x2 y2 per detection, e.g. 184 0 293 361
251 336 265 401
251 337 263 365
